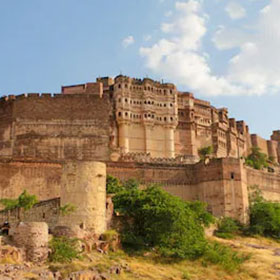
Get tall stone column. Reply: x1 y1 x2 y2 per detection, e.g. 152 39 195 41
144 124 153 156
59 161 107 235
118 122 130 153
165 126 175 158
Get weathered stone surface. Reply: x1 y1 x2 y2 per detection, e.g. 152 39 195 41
59 161 107 235
10 222 48 262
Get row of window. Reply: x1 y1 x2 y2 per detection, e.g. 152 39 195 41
118 98 174 108
117 111 176 122
117 83 174 94
218 131 226 138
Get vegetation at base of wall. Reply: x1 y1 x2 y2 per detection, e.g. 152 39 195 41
106 175 124 194
49 236 82 263
114 185 208 259
247 186 280 238
245 146 269 170
101 229 119 242
59 203 77 216
198 146 214 161
202 241 251 272
106 175 249 271
214 217 241 239
0 190 38 211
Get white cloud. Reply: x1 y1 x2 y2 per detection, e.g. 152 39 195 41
227 0 280 95
122 36 135 48
225 2 246 20
212 26 247 50
140 0 240 96
140 0 280 96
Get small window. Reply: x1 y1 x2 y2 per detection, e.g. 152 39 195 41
42 213 45 219
231 172 235 180
118 112 121 117
170 103 173 107
118 84 121 89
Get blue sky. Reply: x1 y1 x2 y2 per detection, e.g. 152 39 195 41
0 0 278 138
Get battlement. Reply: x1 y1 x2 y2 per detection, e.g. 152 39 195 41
114 75 177 90
119 152 199 165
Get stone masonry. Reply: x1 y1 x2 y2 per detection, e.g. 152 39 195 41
0 75 279 223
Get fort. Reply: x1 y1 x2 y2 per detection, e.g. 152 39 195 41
0 75 280 226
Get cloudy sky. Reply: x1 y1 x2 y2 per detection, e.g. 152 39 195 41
0 0 278 138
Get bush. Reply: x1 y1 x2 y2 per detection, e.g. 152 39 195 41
59 203 76 216
198 146 213 161
0 190 38 211
113 185 211 259
187 200 215 227
215 217 240 239
245 146 269 170
247 186 280 237
49 237 81 263
203 242 250 272
249 200 280 237
106 175 124 194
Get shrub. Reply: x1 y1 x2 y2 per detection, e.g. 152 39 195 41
198 146 213 161
106 175 124 194
49 237 81 263
17 190 38 211
215 217 240 239
102 229 119 242
245 146 269 170
249 200 280 237
247 186 280 237
59 203 76 216
203 242 250 272
187 200 215 227
113 185 211 259
0 190 38 211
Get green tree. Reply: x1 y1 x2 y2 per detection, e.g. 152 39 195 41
0 190 38 220
106 175 124 194
245 146 269 170
113 185 210 259
198 146 213 161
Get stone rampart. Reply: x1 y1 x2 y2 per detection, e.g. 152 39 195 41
0 160 62 203
0 198 60 231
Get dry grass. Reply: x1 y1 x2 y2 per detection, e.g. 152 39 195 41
47 235 280 280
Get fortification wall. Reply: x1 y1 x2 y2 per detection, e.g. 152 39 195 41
0 161 62 203
0 198 60 231
246 166 280 201
0 94 113 162
107 158 249 222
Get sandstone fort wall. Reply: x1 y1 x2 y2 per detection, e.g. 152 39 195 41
0 161 61 202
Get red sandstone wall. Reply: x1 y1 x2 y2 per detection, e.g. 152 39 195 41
0 94 113 162
246 166 280 202
0 161 62 203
